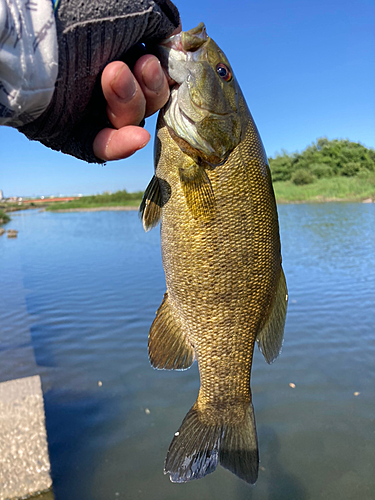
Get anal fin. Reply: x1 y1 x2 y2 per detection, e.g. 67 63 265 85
179 163 216 221
148 292 195 370
139 175 162 232
257 267 288 364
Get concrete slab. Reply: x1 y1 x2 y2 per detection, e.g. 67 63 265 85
0 376 52 500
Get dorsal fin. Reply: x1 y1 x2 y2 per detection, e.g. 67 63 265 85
178 162 216 221
148 292 195 370
139 175 162 232
256 268 288 364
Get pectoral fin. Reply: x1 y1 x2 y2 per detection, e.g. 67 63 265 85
139 175 162 232
148 292 195 370
256 268 288 364
179 163 216 221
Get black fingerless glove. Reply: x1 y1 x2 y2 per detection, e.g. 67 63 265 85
18 0 179 163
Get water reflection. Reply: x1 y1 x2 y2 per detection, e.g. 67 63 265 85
260 426 308 500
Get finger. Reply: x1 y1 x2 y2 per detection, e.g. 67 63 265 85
93 126 150 161
102 61 146 129
133 54 171 118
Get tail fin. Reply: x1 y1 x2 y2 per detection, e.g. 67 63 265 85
164 401 258 484
219 404 259 484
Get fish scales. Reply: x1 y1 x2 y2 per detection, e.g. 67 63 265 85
158 110 279 401
140 23 287 485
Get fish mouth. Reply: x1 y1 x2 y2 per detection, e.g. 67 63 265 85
158 24 226 117
158 23 209 88
159 22 208 54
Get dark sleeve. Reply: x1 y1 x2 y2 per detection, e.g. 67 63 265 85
18 0 179 163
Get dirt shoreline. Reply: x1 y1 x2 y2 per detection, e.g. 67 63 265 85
49 206 139 213
19 196 375 215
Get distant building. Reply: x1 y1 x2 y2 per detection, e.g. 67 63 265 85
0 190 3 200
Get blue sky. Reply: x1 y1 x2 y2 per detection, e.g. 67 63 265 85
1 0 374 197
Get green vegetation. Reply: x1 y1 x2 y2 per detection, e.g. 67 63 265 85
269 138 375 202
46 190 143 211
273 174 375 203
0 210 11 224
3 140 371 212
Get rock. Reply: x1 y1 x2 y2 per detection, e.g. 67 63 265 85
7 229 18 238
362 198 373 204
0 227 5 236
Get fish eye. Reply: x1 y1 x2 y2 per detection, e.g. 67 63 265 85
216 63 232 82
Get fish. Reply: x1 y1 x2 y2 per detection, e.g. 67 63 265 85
139 22 288 485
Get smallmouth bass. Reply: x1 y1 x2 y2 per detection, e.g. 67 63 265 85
140 23 288 484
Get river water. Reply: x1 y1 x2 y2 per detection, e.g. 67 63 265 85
1 203 374 500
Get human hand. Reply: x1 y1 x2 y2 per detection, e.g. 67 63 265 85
93 55 171 162
18 0 180 163
94 19 181 162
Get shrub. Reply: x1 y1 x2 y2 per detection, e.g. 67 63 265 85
0 210 10 224
291 169 315 185
269 150 294 182
341 162 361 177
269 138 375 181
310 163 333 179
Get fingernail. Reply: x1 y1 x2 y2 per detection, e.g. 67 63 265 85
142 59 165 92
128 141 149 157
138 139 150 150
111 66 136 101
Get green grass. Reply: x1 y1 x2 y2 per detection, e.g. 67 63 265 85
46 190 143 211
38 175 375 212
0 210 11 224
273 174 375 203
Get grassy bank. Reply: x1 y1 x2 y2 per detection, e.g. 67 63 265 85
0 210 11 224
46 190 143 211
45 176 375 211
273 174 375 203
